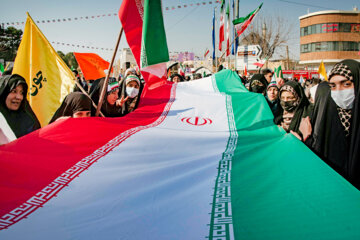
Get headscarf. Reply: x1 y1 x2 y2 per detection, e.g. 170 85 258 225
265 80 280 117
275 81 312 135
89 77 122 117
170 73 184 82
0 74 40 138
306 59 360 189
125 68 136 77
249 74 268 95
49 92 92 123
118 75 143 115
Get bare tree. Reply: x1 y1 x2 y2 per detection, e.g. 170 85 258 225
239 13 295 60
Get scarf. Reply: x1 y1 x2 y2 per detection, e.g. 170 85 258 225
0 74 41 138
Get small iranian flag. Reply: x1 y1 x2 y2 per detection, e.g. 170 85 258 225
226 2 230 57
179 63 185 76
219 0 225 51
233 3 263 36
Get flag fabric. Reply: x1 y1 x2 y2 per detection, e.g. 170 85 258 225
178 63 185 76
299 75 305 84
0 112 17 145
318 60 328 81
73 53 110 81
13 13 75 127
219 0 225 51
275 65 284 78
244 64 247 77
254 62 264 68
204 48 210 58
0 62 4 76
233 3 263 36
1 70 360 239
118 0 169 86
212 9 216 60
140 0 169 78
226 2 231 57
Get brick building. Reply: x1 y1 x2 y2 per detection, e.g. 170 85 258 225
299 9 360 71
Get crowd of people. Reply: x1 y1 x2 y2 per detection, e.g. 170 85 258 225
0 59 359 189
245 59 360 189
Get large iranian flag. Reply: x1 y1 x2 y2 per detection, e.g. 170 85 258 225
1 70 360 239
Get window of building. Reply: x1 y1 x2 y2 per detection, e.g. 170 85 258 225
304 44 309 53
300 41 359 53
302 22 357 35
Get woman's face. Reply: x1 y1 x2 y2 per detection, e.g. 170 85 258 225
172 76 181 83
6 84 24 111
107 89 119 106
329 75 354 91
72 111 91 118
280 90 296 102
126 81 139 89
267 87 278 101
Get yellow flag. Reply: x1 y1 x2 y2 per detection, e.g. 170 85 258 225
318 61 328 81
13 13 75 126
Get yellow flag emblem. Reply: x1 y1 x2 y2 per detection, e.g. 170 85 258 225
13 13 75 126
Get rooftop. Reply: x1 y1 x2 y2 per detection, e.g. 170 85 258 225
299 9 360 20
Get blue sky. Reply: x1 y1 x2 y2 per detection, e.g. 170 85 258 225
0 0 358 62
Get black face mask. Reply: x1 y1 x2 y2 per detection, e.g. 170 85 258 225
252 85 266 94
280 100 297 112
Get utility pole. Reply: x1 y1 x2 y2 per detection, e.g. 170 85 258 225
262 23 268 68
286 45 290 70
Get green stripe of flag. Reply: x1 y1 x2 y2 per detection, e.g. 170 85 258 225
232 3 262 25
210 69 360 239
0 62 4 73
140 0 169 68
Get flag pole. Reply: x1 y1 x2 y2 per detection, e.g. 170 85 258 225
95 27 124 117
215 6 218 72
218 31 239 66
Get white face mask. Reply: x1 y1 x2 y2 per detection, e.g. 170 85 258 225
331 88 355 109
126 87 139 98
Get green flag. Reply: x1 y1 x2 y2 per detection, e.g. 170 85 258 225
275 65 283 78
140 0 169 78
0 62 4 74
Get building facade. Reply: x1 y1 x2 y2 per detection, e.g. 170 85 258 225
299 9 360 70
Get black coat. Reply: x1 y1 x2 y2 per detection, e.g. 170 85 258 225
306 59 360 189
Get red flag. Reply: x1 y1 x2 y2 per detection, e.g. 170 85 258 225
244 64 247 77
73 53 110 80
